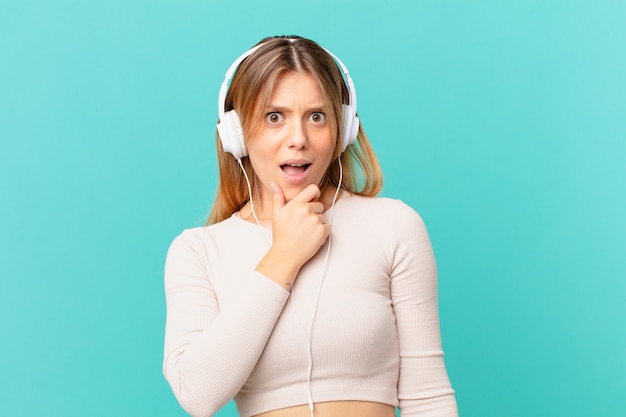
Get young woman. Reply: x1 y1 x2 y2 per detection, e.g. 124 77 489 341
163 36 458 417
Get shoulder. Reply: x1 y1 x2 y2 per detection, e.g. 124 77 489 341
337 194 425 224
167 216 242 256
332 194 429 250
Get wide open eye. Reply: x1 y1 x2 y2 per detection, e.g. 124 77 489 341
266 112 283 124
308 112 326 123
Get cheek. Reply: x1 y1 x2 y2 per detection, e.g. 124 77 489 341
249 154 273 179
316 128 336 155
247 139 276 166
324 137 338 161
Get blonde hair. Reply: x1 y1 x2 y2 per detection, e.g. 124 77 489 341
207 36 383 224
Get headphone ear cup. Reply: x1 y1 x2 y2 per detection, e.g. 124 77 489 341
350 115 360 147
341 104 359 152
217 110 247 159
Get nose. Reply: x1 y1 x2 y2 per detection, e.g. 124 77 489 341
286 119 308 150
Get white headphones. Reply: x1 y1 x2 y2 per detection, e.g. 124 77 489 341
217 40 360 160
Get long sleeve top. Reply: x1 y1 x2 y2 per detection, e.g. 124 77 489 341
163 194 458 416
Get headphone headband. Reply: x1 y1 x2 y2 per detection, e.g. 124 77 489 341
217 43 264 121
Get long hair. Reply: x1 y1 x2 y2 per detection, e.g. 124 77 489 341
207 36 383 224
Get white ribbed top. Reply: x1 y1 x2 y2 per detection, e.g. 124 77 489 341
163 195 458 417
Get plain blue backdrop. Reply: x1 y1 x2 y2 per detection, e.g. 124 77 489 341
1 1 625 416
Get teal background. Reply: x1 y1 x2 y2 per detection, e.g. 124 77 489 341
1 1 625 416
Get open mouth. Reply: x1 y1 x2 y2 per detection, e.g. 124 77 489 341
280 162 311 176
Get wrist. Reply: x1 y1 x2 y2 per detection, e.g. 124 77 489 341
255 248 300 291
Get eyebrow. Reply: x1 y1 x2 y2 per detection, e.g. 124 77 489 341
264 104 326 112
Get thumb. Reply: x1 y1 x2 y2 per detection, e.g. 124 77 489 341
270 181 285 214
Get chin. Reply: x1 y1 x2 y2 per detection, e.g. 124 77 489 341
281 184 306 201
281 181 321 202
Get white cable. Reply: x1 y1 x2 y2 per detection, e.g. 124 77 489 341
237 158 271 243
239 154 343 416
291 156 343 416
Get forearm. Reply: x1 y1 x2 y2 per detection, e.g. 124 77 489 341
164 270 289 416
400 394 458 417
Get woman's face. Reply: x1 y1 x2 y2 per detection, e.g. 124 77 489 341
247 71 335 208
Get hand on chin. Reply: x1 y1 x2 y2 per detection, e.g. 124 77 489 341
280 182 316 204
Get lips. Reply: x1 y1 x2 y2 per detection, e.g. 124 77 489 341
281 162 310 175
280 160 311 183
